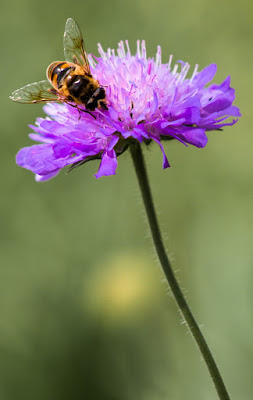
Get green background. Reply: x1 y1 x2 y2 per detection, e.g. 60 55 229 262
1 0 252 399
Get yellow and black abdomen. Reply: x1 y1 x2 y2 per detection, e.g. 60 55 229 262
47 62 74 90
47 61 107 111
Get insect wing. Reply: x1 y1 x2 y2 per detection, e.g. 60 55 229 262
63 18 91 74
10 80 58 103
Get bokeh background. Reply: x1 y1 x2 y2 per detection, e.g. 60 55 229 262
1 0 252 399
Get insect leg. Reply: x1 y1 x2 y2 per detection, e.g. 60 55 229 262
66 102 96 119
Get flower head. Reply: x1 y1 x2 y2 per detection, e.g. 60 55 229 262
16 40 240 181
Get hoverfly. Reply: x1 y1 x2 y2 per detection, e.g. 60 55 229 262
10 18 107 111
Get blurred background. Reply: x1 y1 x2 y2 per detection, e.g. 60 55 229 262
1 0 252 399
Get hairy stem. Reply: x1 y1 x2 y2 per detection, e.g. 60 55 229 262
130 142 230 400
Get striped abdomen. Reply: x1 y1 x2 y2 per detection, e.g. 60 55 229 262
47 61 107 111
47 62 74 90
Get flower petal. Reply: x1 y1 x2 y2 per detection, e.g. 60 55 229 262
178 128 208 148
150 135 170 168
192 64 217 88
35 170 60 181
95 150 118 178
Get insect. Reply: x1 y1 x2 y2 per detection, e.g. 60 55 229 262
10 18 107 112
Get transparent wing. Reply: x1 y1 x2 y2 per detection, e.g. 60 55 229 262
63 18 91 74
10 80 58 103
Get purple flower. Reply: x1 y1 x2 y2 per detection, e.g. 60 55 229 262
16 41 240 181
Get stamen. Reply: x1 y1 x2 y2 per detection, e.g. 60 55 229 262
141 40 146 60
88 55 96 69
117 41 125 58
178 63 190 83
137 40 141 58
125 40 131 56
168 54 173 71
172 64 178 75
155 46 162 66
190 64 199 83
97 43 106 59
120 41 126 57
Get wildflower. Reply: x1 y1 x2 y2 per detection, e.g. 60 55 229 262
16 41 240 181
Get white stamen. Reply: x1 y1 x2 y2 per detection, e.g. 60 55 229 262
117 42 122 58
88 54 96 68
172 64 178 75
125 40 131 56
156 46 162 66
168 54 173 70
141 40 146 60
190 64 199 83
137 40 141 58
178 63 190 83
120 41 126 57
97 43 106 59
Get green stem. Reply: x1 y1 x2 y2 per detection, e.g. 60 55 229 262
130 142 230 400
